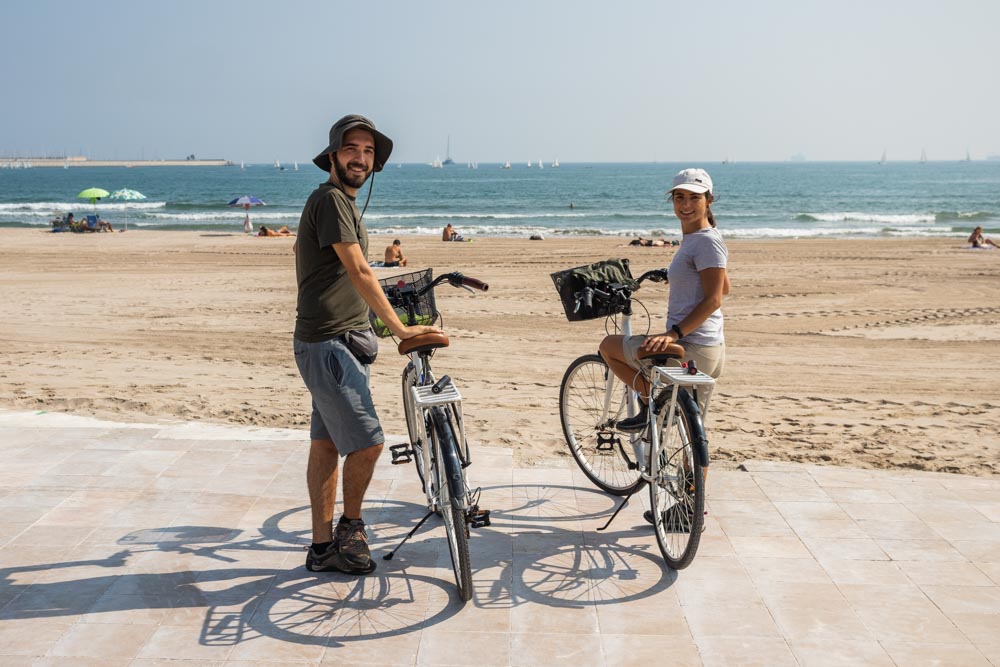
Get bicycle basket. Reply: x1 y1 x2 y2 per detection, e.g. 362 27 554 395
369 268 439 337
550 257 637 322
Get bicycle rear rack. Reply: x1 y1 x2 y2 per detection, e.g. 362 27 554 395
410 381 470 464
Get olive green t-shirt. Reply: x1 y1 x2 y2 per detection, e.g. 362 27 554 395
294 182 370 342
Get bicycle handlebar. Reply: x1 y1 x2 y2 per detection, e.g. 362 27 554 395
572 268 668 314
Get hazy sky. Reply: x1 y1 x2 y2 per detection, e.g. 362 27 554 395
2 0 997 163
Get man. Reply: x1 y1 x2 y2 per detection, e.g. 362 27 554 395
383 239 408 267
294 114 438 574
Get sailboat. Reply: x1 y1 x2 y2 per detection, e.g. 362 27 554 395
919 149 927 164
965 149 972 162
442 135 455 166
275 160 284 170
240 160 245 170
502 160 511 169
293 162 299 171
538 159 543 170
431 156 443 168
552 158 560 168
878 150 886 165
527 160 532 167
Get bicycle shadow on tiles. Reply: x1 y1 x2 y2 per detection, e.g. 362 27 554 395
468 483 679 610
0 501 464 649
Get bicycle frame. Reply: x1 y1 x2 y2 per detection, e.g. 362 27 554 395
645 365 715 482
405 350 470 511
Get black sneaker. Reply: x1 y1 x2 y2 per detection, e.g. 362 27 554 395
333 518 376 574
305 542 344 572
643 504 702 533
615 402 648 433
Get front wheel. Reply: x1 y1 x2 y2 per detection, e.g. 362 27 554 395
431 407 473 602
559 354 644 495
649 397 705 570
402 363 427 485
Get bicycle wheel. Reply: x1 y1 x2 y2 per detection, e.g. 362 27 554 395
431 406 473 602
559 354 643 495
401 363 427 484
649 396 705 569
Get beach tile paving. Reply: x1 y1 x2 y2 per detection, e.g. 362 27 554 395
0 409 998 666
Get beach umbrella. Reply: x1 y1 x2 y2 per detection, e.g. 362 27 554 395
108 188 146 232
228 195 265 233
77 187 110 212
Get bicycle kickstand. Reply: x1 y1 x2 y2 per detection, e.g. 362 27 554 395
383 510 435 561
597 486 641 532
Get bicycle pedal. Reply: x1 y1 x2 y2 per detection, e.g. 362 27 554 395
467 507 491 528
389 443 413 464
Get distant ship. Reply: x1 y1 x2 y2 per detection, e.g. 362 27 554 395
275 160 284 170
878 149 886 165
442 135 455 166
502 160 511 169
919 148 927 164
552 158 560 168
431 156 443 168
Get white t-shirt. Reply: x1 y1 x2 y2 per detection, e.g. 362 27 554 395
667 227 727 346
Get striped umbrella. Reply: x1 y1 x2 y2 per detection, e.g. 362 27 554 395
108 188 147 231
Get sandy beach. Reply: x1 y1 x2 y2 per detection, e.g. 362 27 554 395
0 229 997 476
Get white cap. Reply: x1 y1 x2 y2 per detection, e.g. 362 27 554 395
668 168 713 194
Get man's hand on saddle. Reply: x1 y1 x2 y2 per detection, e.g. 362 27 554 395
399 325 442 339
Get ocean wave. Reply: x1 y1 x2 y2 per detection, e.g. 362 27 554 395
0 201 166 215
143 210 300 221
795 212 936 224
933 210 995 222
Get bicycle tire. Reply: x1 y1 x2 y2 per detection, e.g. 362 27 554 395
401 363 427 485
649 393 705 569
559 354 644 495
431 406 473 602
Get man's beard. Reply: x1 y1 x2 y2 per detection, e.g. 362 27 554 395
334 156 371 189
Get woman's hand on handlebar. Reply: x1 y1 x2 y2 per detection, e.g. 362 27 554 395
640 332 679 353
398 324 442 340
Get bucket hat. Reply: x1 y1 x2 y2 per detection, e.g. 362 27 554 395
668 168 713 194
313 114 393 173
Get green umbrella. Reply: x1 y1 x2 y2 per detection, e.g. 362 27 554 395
108 188 147 231
77 187 110 211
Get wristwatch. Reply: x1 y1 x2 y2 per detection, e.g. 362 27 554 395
670 324 684 340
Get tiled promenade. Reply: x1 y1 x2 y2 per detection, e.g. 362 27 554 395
0 409 997 666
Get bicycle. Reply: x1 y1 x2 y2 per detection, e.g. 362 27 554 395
554 260 714 569
373 268 491 602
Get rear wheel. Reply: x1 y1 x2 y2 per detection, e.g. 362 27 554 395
649 398 705 570
559 354 643 495
431 407 473 602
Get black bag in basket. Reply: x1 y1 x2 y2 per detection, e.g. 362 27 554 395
550 258 637 321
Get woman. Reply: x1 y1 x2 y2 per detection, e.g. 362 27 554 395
968 226 999 249
599 167 729 431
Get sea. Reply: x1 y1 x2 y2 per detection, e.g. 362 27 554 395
1 161 998 239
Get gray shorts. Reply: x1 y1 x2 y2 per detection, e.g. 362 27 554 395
622 335 725 380
293 337 384 455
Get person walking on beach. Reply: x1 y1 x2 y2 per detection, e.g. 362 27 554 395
599 168 730 431
383 239 408 267
294 114 438 575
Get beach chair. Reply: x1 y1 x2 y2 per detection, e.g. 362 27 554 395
84 215 99 232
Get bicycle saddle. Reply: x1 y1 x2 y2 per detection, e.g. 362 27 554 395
636 342 686 364
398 331 450 355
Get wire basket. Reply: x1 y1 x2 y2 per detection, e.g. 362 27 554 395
550 258 636 322
370 268 439 337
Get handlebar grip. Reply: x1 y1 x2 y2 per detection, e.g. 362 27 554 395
431 375 451 394
462 276 489 292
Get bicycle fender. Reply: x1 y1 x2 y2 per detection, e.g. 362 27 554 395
678 389 710 467
431 408 467 503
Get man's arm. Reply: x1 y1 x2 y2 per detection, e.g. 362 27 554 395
334 242 438 339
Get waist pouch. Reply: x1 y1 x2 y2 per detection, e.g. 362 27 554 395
342 327 379 365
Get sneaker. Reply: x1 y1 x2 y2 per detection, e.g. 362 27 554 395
305 542 344 572
615 402 648 433
643 505 704 533
333 518 376 574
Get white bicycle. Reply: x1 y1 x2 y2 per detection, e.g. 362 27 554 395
556 264 714 569
375 269 490 602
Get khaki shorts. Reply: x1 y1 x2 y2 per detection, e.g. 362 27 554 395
622 336 725 380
